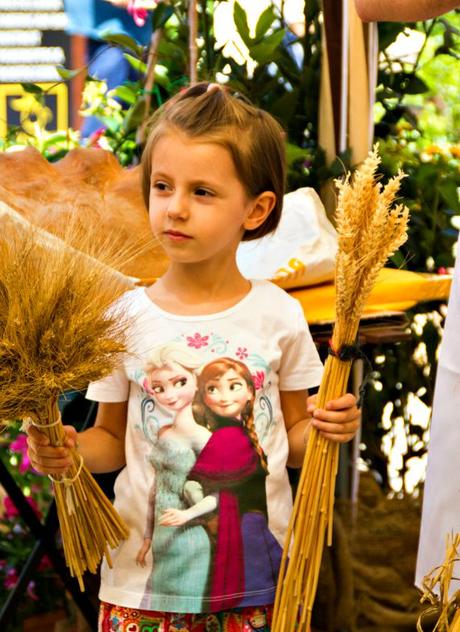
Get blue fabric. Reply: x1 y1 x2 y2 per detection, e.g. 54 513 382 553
80 42 140 137
64 0 151 44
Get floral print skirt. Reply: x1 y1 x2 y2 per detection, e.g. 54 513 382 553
99 602 273 632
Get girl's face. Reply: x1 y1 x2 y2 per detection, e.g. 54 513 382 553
148 364 197 411
148 131 259 269
203 368 252 418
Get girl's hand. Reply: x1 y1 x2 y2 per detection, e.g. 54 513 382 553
307 393 360 443
136 538 152 567
159 508 191 527
26 424 78 476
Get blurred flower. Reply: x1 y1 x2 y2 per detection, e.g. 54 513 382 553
425 144 443 156
27 580 39 601
9 434 31 473
4 568 18 590
3 495 42 520
128 0 149 27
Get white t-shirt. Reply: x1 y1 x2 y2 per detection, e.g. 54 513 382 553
87 280 323 612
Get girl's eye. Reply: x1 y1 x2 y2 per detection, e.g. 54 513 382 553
173 378 187 388
152 385 164 394
207 385 217 394
153 181 170 191
230 382 243 391
195 187 213 197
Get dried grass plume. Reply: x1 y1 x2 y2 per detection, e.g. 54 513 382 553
272 145 410 631
0 202 137 588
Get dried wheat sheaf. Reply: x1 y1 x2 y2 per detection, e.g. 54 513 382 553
272 146 409 631
418 534 460 632
0 202 141 589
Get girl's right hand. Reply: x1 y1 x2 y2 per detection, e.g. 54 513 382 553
26 424 79 476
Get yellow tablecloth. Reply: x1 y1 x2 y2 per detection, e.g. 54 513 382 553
288 268 452 324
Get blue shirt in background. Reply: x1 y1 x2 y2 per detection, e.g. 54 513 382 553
64 0 152 45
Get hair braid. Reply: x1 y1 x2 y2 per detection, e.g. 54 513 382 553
242 403 268 473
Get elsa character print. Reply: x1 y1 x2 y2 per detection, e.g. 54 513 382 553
160 357 283 611
136 342 212 609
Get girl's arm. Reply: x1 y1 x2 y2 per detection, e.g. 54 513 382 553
26 401 128 475
281 390 360 468
355 0 459 22
159 482 218 527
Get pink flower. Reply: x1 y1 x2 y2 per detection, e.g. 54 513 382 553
38 555 52 572
186 333 209 349
252 371 265 390
87 127 106 147
128 0 149 27
3 496 41 520
236 347 248 360
4 568 18 590
9 434 31 473
4 497 18 519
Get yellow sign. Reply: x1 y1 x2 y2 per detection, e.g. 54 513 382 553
0 82 68 139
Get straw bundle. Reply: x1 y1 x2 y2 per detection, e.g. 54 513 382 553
418 534 460 631
0 202 135 590
272 146 409 631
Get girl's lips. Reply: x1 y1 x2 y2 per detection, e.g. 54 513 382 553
163 230 192 241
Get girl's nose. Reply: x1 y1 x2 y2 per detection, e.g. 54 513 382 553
166 193 189 220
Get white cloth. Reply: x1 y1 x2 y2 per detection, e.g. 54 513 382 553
86 280 323 611
416 241 460 593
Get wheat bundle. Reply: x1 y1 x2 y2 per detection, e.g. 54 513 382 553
418 534 460 632
272 146 409 631
0 202 135 590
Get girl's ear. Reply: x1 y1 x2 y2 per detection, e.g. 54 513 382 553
243 191 276 231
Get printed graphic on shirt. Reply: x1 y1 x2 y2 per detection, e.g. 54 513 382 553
131 340 283 613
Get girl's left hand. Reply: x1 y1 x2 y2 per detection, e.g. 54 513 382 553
307 393 360 443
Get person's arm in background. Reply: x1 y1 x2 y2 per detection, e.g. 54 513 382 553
355 0 459 22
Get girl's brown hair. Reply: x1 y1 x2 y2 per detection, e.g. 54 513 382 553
141 82 286 241
192 357 268 472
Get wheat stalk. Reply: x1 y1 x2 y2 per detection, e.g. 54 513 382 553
272 145 409 631
0 203 138 589
418 534 460 632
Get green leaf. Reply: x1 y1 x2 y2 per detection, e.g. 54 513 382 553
122 97 147 133
123 53 147 74
255 6 276 42
56 66 82 80
100 33 143 57
439 180 460 211
390 250 406 268
21 82 43 95
233 2 251 46
286 142 308 166
405 75 429 94
249 29 285 64
152 4 174 30
113 84 138 105
271 90 299 127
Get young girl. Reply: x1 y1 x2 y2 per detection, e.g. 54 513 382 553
27 82 361 632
